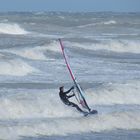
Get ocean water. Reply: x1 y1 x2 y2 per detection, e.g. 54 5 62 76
0 12 140 140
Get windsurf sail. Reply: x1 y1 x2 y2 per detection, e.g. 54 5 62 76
58 39 91 112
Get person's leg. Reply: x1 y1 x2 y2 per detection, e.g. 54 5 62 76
69 102 86 113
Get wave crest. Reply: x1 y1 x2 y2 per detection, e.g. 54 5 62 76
0 23 29 35
1 41 61 60
66 40 140 54
86 81 140 105
78 20 117 28
0 59 38 76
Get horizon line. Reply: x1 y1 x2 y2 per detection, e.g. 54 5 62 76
0 10 140 13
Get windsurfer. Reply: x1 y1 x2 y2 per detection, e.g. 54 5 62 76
59 86 87 114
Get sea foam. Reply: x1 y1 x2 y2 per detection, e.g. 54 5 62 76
0 59 38 76
66 40 140 54
86 81 140 106
0 23 28 35
1 41 61 60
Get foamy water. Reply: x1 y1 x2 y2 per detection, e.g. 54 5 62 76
0 59 38 76
0 12 140 140
78 20 117 28
0 23 29 35
65 40 140 54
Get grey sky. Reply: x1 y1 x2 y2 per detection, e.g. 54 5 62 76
0 0 140 12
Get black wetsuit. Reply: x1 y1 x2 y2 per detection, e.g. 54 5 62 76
59 87 85 113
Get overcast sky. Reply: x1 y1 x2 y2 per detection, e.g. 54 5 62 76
0 0 140 12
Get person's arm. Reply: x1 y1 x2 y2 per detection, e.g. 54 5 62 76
64 86 74 94
67 94 75 98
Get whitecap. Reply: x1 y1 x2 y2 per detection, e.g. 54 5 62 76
0 23 29 35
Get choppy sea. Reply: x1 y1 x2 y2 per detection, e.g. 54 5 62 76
0 12 140 140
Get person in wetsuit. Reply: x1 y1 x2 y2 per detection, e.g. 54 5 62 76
59 86 86 114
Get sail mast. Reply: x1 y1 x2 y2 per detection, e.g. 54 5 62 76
58 39 91 112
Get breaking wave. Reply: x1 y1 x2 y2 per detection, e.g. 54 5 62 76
1 41 61 60
0 81 140 119
77 20 117 28
103 20 117 25
0 80 140 139
0 59 38 76
0 85 140 139
66 40 140 54
0 111 140 140
86 81 140 105
0 89 75 119
0 23 29 35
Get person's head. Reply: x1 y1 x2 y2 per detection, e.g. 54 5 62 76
59 86 64 91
